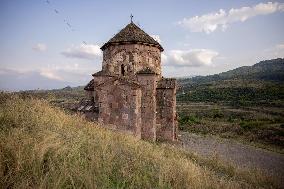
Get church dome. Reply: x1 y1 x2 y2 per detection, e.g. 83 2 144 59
100 22 163 51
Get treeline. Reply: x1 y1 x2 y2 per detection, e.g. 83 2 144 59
177 84 284 106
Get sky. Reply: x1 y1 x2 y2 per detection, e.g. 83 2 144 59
0 0 284 91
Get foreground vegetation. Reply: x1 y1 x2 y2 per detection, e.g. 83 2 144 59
0 93 281 188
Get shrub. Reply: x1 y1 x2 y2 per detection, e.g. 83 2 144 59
239 120 262 131
212 108 224 119
178 114 200 127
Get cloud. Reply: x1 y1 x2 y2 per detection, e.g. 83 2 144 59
61 44 102 60
0 68 72 91
39 69 63 81
161 53 168 63
261 43 284 60
163 49 219 67
276 44 284 50
178 1 284 34
32 43 47 52
0 64 98 91
150 35 162 43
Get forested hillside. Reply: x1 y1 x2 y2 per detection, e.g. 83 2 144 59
177 58 284 106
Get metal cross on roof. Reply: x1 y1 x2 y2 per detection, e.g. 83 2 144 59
130 14 133 23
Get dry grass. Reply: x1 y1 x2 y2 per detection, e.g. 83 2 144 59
0 93 279 188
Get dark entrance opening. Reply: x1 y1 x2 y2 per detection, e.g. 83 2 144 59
121 64 125 76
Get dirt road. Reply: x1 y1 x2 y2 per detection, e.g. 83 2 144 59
179 132 284 181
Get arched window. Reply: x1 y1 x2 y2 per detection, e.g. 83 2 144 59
121 64 125 76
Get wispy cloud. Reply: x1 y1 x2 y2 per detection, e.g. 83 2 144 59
32 43 47 52
0 62 96 91
0 68 72 91
61 44 102 60
150 35 162 43
261 43 284 60
178 2 284 34
276 44 284 50
162 49 218 67
39 69 63 81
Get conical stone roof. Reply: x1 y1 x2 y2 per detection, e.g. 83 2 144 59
100 22 163 51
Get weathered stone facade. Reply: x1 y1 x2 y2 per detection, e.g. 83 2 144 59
102 44 162 77
84 21 177 141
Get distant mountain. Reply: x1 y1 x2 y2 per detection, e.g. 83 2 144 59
16 85 85 104
177 58 284 106
179 58 284 87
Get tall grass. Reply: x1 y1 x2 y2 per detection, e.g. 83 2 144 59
0 94 278 188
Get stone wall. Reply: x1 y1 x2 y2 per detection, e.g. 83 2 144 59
102 44 161 77
157 78 176 89
85 90 93 100
137 74 157 141
93 75 114 106
96 79 142 138
87 38 177 142
156 78 177 141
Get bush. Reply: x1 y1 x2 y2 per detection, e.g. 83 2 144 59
179 114 200 126
212 109 224 119
239 120 264 131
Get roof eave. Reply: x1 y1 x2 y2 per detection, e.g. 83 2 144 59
100 41 164 51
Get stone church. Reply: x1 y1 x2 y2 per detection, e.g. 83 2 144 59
84 20 177 141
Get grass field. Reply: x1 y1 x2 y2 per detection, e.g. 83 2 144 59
177 102 284 153
0 93 281 188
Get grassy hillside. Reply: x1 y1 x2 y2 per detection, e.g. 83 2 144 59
0 93 280 188
177 58 284 106
17 86 85 109
18 86 85 101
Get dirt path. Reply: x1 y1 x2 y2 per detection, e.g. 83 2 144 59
179 132 284 181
